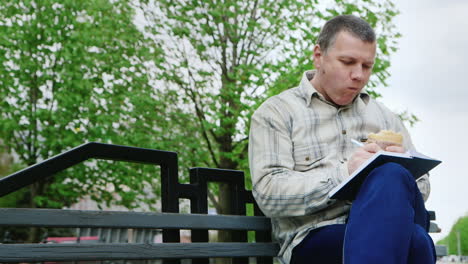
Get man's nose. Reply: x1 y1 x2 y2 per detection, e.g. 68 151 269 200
350 66 364 81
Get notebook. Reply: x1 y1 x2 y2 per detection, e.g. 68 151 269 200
328 150 441 200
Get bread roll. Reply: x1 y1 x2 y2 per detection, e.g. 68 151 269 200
367 130 403 148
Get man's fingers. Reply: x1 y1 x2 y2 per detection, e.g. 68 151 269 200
385 145 406 153
362 142 382 153
348 145 381 175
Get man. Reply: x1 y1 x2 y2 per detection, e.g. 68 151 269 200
248 15 435 264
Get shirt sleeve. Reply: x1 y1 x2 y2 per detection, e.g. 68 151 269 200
248 103 346 218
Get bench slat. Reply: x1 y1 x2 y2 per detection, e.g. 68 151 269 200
0 242 280 261
0 208 271 231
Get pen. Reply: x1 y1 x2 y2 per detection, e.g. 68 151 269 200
350 138 364 147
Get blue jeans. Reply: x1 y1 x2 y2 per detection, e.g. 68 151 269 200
291 163 436 264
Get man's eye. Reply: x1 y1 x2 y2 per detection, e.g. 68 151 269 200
341 60 353 65
363 64 373 69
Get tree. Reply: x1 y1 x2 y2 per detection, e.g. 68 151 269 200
0 0 165 223
438 214 468 256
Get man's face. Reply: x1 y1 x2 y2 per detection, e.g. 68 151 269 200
312 31 376 106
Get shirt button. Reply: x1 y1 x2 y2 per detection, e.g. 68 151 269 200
340 160 344 164
305 157 310 161
342 130 347 135
344 158 348 162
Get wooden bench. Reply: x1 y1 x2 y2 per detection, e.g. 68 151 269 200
0 142 446 263
0 208 278 262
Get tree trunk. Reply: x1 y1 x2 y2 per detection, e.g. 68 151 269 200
27 181 46 243
0 142 13 177
27 183 39 243
215 183 232 264
215 145 238 264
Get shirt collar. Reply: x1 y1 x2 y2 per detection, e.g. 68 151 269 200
298 70 370 108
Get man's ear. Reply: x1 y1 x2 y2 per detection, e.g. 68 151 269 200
313 44 322 69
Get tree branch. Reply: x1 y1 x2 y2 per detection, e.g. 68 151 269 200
185 66 220 168
237 0 259 66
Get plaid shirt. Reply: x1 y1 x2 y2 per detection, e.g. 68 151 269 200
248 71 430 263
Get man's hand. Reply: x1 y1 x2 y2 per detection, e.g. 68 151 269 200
347 143 406 175
385 145 405 153
348 143 381 175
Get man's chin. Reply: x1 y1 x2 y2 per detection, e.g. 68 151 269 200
333 97 355 106
335 92 362 106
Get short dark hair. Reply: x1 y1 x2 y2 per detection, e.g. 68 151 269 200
317 15 376 53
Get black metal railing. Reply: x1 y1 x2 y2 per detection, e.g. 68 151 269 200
0 142 272 264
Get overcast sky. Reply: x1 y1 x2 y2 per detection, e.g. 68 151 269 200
378 0 468 241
